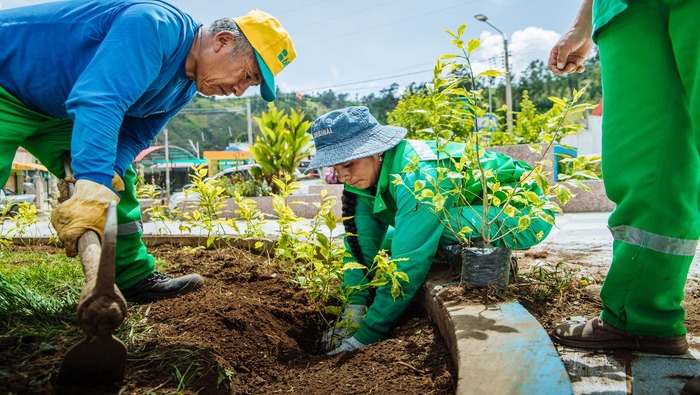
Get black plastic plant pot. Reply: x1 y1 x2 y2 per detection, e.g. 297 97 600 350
459 246 512 289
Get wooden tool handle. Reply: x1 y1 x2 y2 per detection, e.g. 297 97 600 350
75 202 126 336
77 230 104 289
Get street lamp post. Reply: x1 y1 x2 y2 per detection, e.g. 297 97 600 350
474 14 513 132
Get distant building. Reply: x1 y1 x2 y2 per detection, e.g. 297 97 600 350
559 99 602 156
133 145 204 192
8 148 48 194
203 149 251 175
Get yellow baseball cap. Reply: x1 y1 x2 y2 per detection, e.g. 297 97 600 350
233 9 296 102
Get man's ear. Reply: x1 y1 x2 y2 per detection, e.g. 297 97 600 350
213 31 235 52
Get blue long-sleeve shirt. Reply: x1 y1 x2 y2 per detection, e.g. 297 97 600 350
0 0 199 188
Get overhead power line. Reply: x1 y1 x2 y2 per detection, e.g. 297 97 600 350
294 47 551 94
296 69 431 93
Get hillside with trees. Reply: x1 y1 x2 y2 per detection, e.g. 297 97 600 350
157 55 601 155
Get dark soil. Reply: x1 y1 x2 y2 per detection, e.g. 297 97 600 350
514 248 700 335
1 243 698 395
1 244 456 395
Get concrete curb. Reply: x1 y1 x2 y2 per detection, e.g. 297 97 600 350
417 274 573 394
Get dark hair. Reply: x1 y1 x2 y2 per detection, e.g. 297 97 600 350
208 18 255 60
341 189 366 265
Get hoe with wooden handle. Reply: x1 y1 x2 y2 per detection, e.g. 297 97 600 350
56 200 128 385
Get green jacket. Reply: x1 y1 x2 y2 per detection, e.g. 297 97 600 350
345 140 553 344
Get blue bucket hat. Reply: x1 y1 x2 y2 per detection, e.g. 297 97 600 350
307 107 407 170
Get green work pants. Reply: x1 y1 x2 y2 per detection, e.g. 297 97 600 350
0 85 154 290
597 0 700 337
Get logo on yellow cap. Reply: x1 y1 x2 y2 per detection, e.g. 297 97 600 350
278 49 291 68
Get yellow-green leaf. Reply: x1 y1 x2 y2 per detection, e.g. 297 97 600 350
343 262 366 271
477 69 503 78
518 216 531 232
467 38 480 54
414 180 426 192
457 24 466 38
555 184 573 205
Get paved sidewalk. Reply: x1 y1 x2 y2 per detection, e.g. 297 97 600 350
536 212 700 278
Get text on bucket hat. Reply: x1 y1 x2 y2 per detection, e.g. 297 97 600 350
307 107 407 170
233 9 295 102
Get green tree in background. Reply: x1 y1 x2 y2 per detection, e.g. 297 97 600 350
489 90 545 146
364 83 401 124
159 55 601 155
515 56 601 112
387 91 475 141
249 104 312 193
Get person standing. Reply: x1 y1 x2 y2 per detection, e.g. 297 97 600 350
548 0 699 362
0 0 296 302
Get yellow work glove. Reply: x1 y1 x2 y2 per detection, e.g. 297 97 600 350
51 179 121 257
112 173 125 192
57 171 125 202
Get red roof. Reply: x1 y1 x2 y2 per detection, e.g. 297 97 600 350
134 146 165 162
134 145 198 163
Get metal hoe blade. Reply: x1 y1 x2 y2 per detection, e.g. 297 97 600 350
57 334 127 385
57 201 128 386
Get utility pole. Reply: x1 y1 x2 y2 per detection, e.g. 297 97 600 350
475 14 513 132
164 128 170 200
246 98 253 146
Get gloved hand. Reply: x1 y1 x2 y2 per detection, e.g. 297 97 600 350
51 179 121 257
111 173 125 192
321 304 367 351
57 171 124 203
327 336 365 355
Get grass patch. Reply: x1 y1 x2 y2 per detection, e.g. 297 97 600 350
0 250 82 339
0 248 171 393
0 249 166 345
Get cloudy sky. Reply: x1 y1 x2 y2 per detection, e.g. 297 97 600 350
1 0 585 99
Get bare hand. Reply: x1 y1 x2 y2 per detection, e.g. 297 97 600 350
548 26 594 76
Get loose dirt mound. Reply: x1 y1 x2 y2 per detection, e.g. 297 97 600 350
1 245 456 394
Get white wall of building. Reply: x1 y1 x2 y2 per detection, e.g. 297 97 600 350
559 115 603 156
